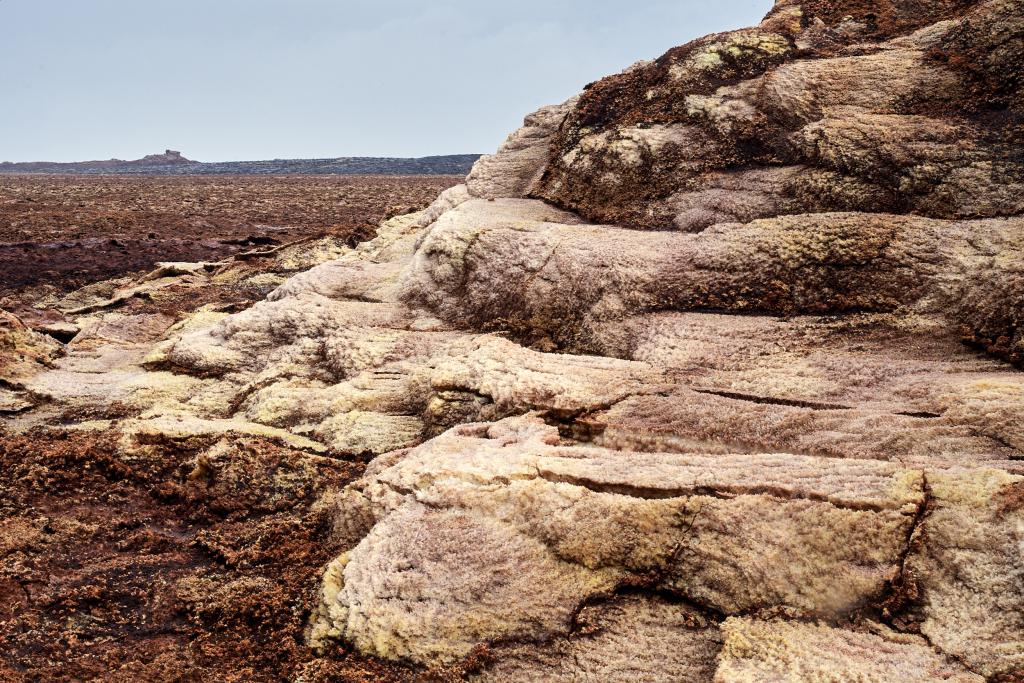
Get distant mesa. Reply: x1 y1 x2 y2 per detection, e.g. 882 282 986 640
0 150 481 176
138 149 192 164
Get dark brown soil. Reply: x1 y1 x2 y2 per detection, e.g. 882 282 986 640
0 175 462 306
0 428 435 682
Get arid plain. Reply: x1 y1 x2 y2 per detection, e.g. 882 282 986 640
0 174 464 682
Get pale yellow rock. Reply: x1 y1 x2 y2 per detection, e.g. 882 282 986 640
398 198 1024 354
0 309 62 386
715 618 983 682
0 388 33 413
121 410 328 454
671 30 791 80
313 502 618 665
313 415 924 661
473 595 721 682
315 410 423 456
907 468 1024 678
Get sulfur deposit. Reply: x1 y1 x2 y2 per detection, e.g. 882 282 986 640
3 0 1023 680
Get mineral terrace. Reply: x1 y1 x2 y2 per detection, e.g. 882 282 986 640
2 0 1022 680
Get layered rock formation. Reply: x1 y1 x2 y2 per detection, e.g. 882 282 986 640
3 0 1023 679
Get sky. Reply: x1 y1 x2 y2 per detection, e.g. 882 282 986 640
0 0 772 162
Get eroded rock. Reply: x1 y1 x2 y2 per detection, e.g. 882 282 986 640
3 0 1023 679
716 618 983 682
906 468 1024 678
309 414 925 663
472 595 721 683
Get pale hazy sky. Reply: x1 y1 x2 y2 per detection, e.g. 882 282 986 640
0 1 772 162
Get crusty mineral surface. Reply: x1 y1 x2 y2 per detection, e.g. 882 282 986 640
4 0 1023 680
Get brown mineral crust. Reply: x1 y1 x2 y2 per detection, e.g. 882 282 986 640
997 480 1024 515
792 0 978 36
532 36 794 229
0 427 424 681
928 0 1024 111
534 0 1024 231
0 174 462 306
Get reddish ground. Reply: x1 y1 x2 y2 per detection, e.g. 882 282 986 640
0 174 461 306
0 174 475 681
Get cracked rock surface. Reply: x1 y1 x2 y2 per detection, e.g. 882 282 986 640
3 0 1023 680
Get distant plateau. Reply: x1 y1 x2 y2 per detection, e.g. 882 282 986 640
0 149 483 175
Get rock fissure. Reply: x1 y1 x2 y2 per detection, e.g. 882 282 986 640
880 471 933 622
534 468 910 513
690 387 854 411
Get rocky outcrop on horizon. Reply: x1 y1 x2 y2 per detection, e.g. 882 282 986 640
3 0 1023 680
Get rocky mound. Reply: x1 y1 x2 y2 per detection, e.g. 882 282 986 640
137 149 191 165
3 0 1023 680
